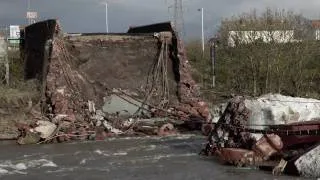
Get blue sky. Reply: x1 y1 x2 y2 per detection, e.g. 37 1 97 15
0 0 320 39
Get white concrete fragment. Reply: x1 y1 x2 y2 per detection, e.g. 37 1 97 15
91 114 104 121
245 94 320 129
96 110 105 117
123 118 135 128
96 120 102 127
56 87 66 95
34 121 57 139
103 121 122 134
88 100 96 113
210 103 227 123
52 114 68 124
294 145 320 178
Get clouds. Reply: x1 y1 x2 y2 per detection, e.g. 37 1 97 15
0 0 319 38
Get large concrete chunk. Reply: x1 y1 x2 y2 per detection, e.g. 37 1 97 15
34 120 57 139
245 94 320 129
294 145 320 178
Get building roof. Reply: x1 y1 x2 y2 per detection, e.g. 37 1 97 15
311 20 320 28
127 21 173 34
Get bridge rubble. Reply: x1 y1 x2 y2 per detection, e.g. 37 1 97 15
15 19 210 144
202 94 320 178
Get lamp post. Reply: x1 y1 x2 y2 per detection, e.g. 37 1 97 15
198 8 204 54
27 0 31 24
210 37 218 88
27 0 30 11
105 3 109 33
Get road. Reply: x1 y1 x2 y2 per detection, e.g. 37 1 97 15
0 135 306 180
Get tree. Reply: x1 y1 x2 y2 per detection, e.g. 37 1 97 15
187 8 320 99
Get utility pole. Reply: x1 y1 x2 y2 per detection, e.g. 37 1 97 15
210 37 217 88
105 3 109 33
26 0 37 25
200 8 205 54
173 0 184 37
27 0 31 25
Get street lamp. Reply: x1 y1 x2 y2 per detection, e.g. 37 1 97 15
27 0 31 24
210 36 218 88
105 2 109 33
198 8 204 54
27 0 31 11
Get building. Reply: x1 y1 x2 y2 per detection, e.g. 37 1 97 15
223 19 320 47
311 20 320 40
228 30 295 47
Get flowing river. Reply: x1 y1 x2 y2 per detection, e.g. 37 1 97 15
0 135 307 180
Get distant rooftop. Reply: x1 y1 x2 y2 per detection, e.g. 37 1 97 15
311 20 320 28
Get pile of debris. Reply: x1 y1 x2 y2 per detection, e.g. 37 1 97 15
202 94 320 178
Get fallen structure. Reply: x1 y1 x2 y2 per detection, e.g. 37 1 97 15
202 94 320 178
16 19 210 144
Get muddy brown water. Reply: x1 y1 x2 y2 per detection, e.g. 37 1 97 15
0 135 309 180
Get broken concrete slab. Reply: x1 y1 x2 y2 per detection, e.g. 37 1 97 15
102 120 122 134
294 144 320 178
102 94 149 118
33 120 57 139
245 94 320 129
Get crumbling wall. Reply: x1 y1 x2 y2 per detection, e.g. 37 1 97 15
64 34 179 107
24 19 57 80
21 20 210 142
24 19 209 121
128 22 210 122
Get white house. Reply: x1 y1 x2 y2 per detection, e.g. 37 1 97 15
312 20 320 40
228 30 296 47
